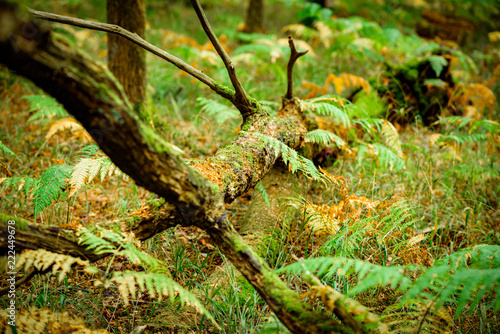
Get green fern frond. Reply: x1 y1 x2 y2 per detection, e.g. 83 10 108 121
78 229 117 255
317 201 418 258
196 97 241 124
438 133 488 146
302 101 351 127
358 143 406 171
305 129 346 147
436 244 500 269
250 132 324 181
1 176 37 197
434 116 474 129
79 228 170 275
353 117 384 135
428 55 448 76
280 240 500 318
0 141 15 158
34 165 72 218
277 257 413 296
76 144 101 159
255 181 271 207
24 94 68 124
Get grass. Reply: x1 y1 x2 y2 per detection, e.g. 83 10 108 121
1 0 500 333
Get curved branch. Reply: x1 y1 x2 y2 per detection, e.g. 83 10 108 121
27 8 237 103
285 35 308 99
189 0 259 119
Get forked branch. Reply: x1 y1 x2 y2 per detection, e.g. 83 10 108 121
27 8 238 103
189 0 258 119
286 35 308 99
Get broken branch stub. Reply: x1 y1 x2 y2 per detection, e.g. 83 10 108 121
286 35 308 99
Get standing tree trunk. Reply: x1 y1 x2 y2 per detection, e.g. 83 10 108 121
242 0 264 33
107 0 146 106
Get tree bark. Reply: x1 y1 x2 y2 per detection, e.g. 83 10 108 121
107 0 146 106
243 0 264 33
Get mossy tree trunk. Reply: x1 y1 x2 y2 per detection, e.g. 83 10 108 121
107 0 146 106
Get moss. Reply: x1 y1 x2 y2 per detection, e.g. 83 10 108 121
147 197 165 210
208 181 220 195
261 268 340 329
0 213 29 231
241 121 253 132
138 123 180 156
214 82 235 99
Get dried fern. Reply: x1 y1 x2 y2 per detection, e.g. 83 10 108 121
16 249 98 282
45 117 93 142
69 157 125 197
0 307 110 333
78 228 219 327
381 121 403 157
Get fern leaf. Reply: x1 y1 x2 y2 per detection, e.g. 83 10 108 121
110 271 219 327
76 144 101 159
78 228 118 255
305 129 346 147
24 94 68 124
428 55 448 76
358 143 406 171
69 157 122 197
34 165 72 218
1 176 37 197
277 257 413 296
381 121 403 157
250 132 324 181
45 117 83 139
0 141 15 158
302 101 351 127
255 181 270 207
0 307 110 333
196 97 240 124
17 249 97 283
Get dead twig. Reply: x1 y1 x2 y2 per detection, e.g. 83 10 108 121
27 8 236 102
286 36 308 99
189 0 257 119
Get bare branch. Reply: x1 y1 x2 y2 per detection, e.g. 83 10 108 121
27 8 237 102
285 35 308 99
189 0 258 119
